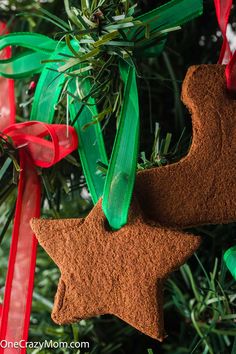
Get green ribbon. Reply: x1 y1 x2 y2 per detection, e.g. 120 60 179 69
0 0 203 230
130 0 203 56
0 33 60 78
224 247 236 279
103 64 139 229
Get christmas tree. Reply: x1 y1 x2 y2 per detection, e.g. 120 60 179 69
0 0 236 353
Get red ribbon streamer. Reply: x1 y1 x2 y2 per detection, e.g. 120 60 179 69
0 23 78 354
0 23 15 131
214 0 236 92
0 124 78 354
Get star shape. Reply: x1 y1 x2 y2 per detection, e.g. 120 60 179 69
30 199 201 340
136 65 236 228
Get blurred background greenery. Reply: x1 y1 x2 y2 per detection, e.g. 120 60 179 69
1 0 236 353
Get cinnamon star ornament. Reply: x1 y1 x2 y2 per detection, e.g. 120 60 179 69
30 199 201 340
136 65 236 228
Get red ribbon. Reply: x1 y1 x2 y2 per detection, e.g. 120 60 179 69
0 23 78 354
214 0 236 92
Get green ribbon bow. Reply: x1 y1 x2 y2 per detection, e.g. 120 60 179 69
0 0 203 229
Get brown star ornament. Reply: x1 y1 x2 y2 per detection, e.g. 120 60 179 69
136 65 236 228
30 199 201 340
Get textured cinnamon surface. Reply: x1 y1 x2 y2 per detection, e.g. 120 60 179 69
136 65 236 228
30 199 200 340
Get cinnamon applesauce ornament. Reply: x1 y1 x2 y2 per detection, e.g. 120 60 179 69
31 200 200 341
136 64 236 228
137 0 236 280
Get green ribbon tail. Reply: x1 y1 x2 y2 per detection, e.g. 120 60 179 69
68 78 108 203
102 63 139 230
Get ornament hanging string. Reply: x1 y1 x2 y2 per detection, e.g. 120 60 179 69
214 0 236 91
